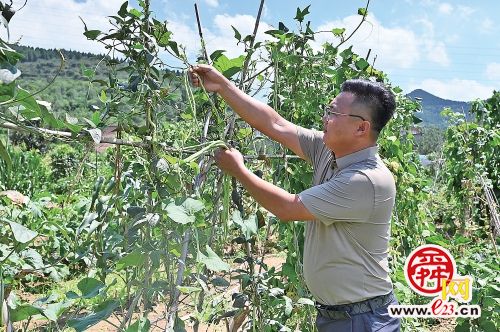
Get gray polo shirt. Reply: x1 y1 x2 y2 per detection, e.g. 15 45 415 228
297 127 395 305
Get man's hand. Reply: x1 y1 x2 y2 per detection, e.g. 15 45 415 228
189 64 228 93
214 148 245 177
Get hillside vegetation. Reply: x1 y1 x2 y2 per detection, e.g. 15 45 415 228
1 2 498 332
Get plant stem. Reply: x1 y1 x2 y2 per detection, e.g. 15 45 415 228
165 228 191 330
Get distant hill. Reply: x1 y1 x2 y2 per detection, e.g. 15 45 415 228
407 89 471 127
10 45 181 119
11 45 109 118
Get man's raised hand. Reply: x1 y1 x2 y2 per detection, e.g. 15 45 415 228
189 64 228 93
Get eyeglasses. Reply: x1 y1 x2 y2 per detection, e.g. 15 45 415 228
323 105 367 121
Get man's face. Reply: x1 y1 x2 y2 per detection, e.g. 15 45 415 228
322 92 365 151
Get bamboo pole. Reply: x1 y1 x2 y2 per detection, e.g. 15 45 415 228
0 122 147 147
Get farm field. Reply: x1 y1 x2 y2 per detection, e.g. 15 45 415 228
0 1 498 331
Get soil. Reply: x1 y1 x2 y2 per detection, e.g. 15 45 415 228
13 254 457 331
14 254 286 332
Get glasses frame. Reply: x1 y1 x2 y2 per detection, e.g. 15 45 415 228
323 105 367 121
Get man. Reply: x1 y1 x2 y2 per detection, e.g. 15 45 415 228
190 64 400 331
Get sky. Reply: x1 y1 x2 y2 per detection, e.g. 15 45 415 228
3 0 500 101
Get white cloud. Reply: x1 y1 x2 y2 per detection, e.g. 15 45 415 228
480 18 494 34
166 13 274 62
313 14 451 72
314 15 421 70
204 0 219 8
424 41 450 66
166 20 200 55
410 79 495 101
207 14 274 57
5 0 123 54
438 3 453 14
457 5 476 18
413 19 449 66
485 63 500 80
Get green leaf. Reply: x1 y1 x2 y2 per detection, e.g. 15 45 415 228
66 291 80 300
213 54 245 78
355 58 370 71
65 113 78 125
0 139 12 171
84 30 101 40
168 41 179 56
68 300 119 332
116 250 146 270
331 28 345 36
10 304 43 322
425 235 448 247
99 89 107 103
86 128 102 144
454 319 471 332
479 319 497 332
118 1 129 18
183 198 204 214
0 81 16 101
210 50 226 62
43 302 72 321
278 22 289 32
16 87 39 113
91 111 101 126
340 47 353 59
177 286 202 294
37 101 62 128
126 317 151 332
294 5 311 23
231 25 241 41
7 220 38 244
129 8 142 18
166 203 194 224
81 64 95 79
166 198 204 224
211 277 230 287
22 249 44 270
264 29 285 38
65 114 82 133
198 245 230 272
358 8 368 16
232 211 257 240
155 29 172 47
77 277 105 299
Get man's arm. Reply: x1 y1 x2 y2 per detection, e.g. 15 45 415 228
237 167 315 222
215 148 315 222
190 65 306 160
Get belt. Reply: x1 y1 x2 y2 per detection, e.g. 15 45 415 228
315 291 395 320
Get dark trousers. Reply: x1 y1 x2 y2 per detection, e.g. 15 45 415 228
316 295 400 332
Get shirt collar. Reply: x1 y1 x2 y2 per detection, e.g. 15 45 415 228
335 146 378 170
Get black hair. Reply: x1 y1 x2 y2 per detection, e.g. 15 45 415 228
340 79 396 133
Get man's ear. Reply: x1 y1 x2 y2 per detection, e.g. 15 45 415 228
355 120 371 136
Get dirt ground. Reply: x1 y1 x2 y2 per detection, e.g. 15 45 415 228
14 254 456 331
14 254 284 331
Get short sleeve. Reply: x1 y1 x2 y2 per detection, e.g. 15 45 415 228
298 171 374 225
296 126 325 166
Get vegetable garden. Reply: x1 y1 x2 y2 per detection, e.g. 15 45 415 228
0 1 498 331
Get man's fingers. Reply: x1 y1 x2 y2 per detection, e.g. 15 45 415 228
214 148 223 160
193 64 212 72
188 71 201 87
